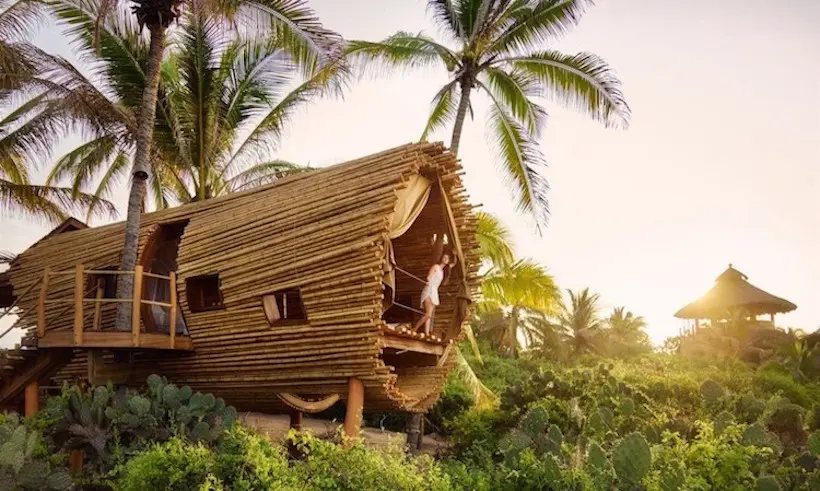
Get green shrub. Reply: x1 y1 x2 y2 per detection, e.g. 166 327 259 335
0 414 71 490
117 438 218 491
754 370 813 408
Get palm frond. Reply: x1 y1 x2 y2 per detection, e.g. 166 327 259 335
225 159 309 192
481 66 546 136
426 0 461 40
474 210 514 269
481 258 559 313
344 31 456 76
463 323 484 364
453 348 498 410
488 0 590 55
1 179 116 223
420 80 459 142
505 50 630 128
481 82 549 230
0 250 16 264
0 0 45 41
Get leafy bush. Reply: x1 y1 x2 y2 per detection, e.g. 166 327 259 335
0 414 71 490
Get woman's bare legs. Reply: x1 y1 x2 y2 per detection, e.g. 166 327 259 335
413 299 435 335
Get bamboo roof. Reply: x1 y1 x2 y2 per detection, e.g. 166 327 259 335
674 264 797 319
3 142 480 413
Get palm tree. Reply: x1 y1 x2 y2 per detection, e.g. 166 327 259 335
41 2 337 213
475 210 514 270
552 287 603 357
2 0 339 329
605 306 651 356
346 0 630 229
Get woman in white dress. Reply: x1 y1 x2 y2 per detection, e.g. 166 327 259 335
413 251 456 335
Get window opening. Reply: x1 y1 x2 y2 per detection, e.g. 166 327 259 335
263 289 306 324
142 221 189 333
186 274 225 312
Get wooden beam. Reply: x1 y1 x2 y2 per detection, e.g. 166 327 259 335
343 377 364 440
92 278 104 330
0 350 72 405
37 267 49 337
278 392 340 413
24 381 38 417
38 331 194 350
380 334 445 356
770 313 775 327
169 272 177 349
73 264 84 345
132 265 143 347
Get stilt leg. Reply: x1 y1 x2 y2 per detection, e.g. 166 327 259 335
24 381 38 417
290 410 303 431
407 413 422 453
344 378 364 440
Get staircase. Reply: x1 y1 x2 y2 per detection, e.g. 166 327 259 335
0 331 72 408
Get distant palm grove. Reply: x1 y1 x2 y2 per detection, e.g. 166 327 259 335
1 1 819 490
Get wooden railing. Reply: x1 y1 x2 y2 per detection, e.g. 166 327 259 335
37 265 182 349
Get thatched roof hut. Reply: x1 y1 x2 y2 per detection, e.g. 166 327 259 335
0 142 479 432
675 264 797 320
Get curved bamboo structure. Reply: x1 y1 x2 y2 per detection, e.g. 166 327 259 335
1 142 479 416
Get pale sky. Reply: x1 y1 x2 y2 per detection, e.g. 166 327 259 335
2 0 819 346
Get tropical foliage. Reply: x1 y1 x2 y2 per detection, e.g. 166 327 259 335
346 0 631 228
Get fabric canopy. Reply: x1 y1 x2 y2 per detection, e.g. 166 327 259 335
382 175 433 306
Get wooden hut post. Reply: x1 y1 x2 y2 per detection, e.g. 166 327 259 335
92 277 104 330
73 264 84 345
24 381 38 417
132 266 143 347
37 267 50 337
770 313 775 327
169 272 177 349
343 378 364 440
289 411 303 431
407 413 422 453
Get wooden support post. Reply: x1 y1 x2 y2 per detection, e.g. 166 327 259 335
132 266 143 347
169 272 177 349
343 377 364 440
24 381 38 417
73 264 84 345
407 413 422 453
87 350 103 386
770 313 775 328
92 278 104 330
37 267 50 337
290 411 303 431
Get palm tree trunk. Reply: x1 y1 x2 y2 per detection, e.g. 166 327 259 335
115 24 166 331
509 307 519 358
449 77 473 156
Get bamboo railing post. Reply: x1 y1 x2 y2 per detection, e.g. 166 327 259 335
37 267 50 337
73 264 84 345
132 266 143 347
169 272 177 349
92 278 104 330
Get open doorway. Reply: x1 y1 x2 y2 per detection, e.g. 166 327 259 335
140 221 189 335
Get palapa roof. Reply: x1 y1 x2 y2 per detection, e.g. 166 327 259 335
675 264 797 319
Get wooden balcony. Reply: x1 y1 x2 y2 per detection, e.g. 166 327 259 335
36 265 192 351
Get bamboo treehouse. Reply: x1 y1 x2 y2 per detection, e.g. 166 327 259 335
0 142 479 436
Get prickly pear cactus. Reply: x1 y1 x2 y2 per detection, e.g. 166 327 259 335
612 432 651 486
585 441 614 490
699 379 725 405
714 411 735 436
619 397 635 416
742 423 783 455
755 475 782 491
659 468 685 491
0 419 72 490
809 430 820 456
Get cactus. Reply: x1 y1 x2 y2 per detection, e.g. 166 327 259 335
612 432 651 485
585 442 614 490
742 423 782 455
714 411 735 435
809 430 820 456
737 393 766 423
619 397 635 416
0 419 72 490
699 379 725 405
767 404 807 447
659 468 685 491
755 475 782 491
519 406 549 436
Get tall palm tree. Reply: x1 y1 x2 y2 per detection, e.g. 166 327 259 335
41 2 337 214
552 287 603 357
3 0 339 329
605 306 651 356
346 0 630 230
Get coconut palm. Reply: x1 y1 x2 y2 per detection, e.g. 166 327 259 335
346 0 630 229
2 0 339 329
475 210 514 270
605 306 651 356
41 2 336 213
91 0 337 329
552 287 603 357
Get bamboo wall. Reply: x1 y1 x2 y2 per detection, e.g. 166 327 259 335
7 142 479 413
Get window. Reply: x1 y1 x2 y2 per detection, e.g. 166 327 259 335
262 289 306 325
186 274 225 312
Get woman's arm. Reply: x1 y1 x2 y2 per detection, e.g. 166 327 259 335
426 264 439 282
